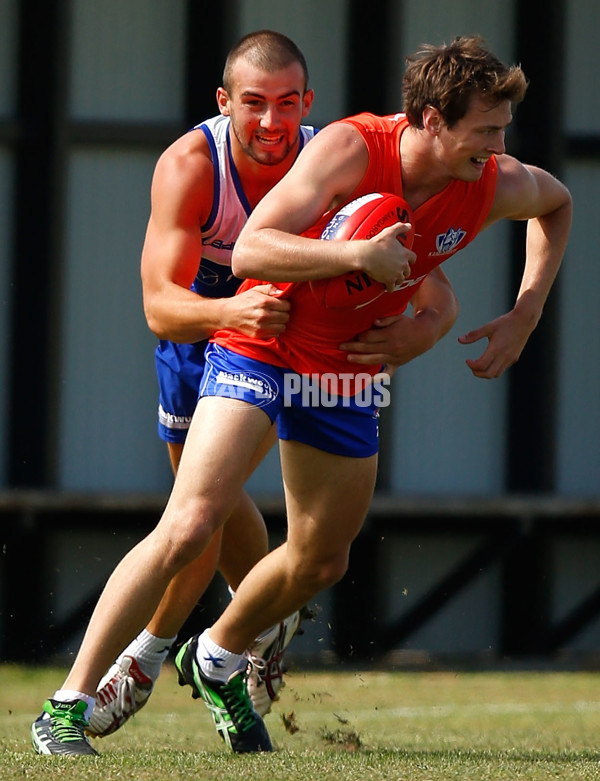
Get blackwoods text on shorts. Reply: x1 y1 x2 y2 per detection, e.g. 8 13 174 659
283 373 391 408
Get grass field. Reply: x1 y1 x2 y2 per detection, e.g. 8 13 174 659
2 663 600 780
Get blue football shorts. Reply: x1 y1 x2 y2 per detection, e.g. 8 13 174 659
199 343 384 458
155 339 208 444
154 259 245 444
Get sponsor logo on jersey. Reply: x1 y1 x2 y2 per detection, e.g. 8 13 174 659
195 263 235 288
208 239 235 251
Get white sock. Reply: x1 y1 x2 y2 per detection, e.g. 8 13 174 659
118 629 176 681
49 690 95 722
196 629 246 683
224 588 277 651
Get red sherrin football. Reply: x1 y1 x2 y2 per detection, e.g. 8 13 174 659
310 192 415 309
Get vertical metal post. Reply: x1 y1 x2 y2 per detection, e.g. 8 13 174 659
9 0 71 486
185 0 232 126
507 0 566 492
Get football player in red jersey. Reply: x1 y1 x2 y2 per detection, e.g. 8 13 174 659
183 35 569 743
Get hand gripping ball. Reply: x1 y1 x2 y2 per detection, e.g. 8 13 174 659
309 192 415 309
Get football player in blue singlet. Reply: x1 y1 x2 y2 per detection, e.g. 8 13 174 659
32 30 461 756
88 32 317 741
155 112 317 451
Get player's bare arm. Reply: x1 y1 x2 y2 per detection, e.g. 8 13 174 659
141 132 290 342
460 155 572 378
340 267 459 369
232 122 414 288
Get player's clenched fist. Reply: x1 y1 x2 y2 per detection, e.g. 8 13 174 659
224 283 291 339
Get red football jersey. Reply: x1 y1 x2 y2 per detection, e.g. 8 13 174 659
213 113 497 394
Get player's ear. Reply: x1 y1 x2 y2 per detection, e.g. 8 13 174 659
216 87 231 116
422 105 442 136
302 88 315 117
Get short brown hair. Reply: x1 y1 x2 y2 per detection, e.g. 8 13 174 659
402 36 528 128
222 30 309 95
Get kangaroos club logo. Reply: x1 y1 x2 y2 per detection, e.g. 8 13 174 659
435 227 466 254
